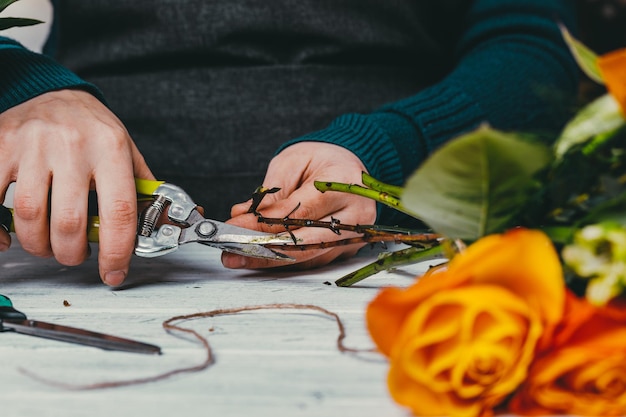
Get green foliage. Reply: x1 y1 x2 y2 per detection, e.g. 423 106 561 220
554 94 624 159
544 129 626 228
316 27 626 287
0 0 18 12
559 23 604 84
0 0 42 31
401 125 551 240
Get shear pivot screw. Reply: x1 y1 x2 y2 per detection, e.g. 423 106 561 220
196 221 216 238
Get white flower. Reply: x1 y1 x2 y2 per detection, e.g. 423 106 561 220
562 223 626 305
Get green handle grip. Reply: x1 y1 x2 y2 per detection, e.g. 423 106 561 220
0 206 101 242
0 294 13 308
0 294 27 321
0 178 164 243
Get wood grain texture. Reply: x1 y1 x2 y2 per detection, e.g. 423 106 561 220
0 241 435 417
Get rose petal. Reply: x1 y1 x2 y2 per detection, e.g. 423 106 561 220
386 285 542 416
367 270 468 355
509 293 626 416
367 229 562 355
598 48 626 114
448 229 564 326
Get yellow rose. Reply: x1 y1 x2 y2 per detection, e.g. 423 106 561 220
509 293 626 416
366 229 565 417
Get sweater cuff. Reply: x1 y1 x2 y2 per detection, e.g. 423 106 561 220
276 111 415 189
0 41 104 113
380 83 487 160
276 83 487 226
278 83 487 187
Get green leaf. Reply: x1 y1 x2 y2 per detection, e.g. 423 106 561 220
578 191 626 227
402 125 551 240
541 226 577 245
0 0 43 31
559 23 604 84
0 0 19 14
554 94 624 159
0 17 42 31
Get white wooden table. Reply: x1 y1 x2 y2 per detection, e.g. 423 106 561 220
0 240 433 417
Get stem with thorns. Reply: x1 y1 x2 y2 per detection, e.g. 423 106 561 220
314 173 415 217
361 172 404 196
335 245 446 287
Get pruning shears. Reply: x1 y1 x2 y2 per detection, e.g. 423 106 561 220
0 294 161 354
0 179 294 261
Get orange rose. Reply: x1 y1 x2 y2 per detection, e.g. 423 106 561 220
509 292 626 416
598 48 626 114
366 229 565 417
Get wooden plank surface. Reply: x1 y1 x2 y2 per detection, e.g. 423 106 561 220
1 240 433 417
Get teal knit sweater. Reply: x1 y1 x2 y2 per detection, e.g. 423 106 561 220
0 0 578 223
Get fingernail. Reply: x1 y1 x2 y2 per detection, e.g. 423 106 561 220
104 270 126 286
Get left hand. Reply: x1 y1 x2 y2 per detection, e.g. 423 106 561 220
222 142 376 270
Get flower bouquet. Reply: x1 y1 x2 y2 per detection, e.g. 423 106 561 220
315 28 626 416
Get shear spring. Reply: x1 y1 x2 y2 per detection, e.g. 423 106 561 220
138 195 168 237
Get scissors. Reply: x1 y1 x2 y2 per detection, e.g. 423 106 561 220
0 179 294 261
0 294 161 354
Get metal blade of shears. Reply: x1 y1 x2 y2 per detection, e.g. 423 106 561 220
1 319 162 355
201 242 294 260
0 295 161 355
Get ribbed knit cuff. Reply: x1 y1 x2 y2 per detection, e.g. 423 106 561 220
276 112 409 188
381 83 487 158
0 40 104 113
275 113 414 226
279 83 487 182
275 83 487 226
278 84 486 224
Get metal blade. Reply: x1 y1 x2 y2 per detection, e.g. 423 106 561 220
203 242 295 261
2 319 161 355
180 220 294 246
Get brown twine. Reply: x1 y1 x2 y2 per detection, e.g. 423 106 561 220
18 303 376 390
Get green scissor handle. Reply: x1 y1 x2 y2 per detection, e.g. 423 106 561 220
0 295 28 322
0 203 103 242
0 179 164 243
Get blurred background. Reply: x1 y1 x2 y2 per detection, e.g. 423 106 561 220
578 0 626 53
1 0 625 207
4 0 626 58
576 0 626 101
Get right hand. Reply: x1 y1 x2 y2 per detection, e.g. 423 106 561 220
0 89 154 286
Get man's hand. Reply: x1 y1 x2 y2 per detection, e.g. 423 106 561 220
223 142 376 270
0 90 154 286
